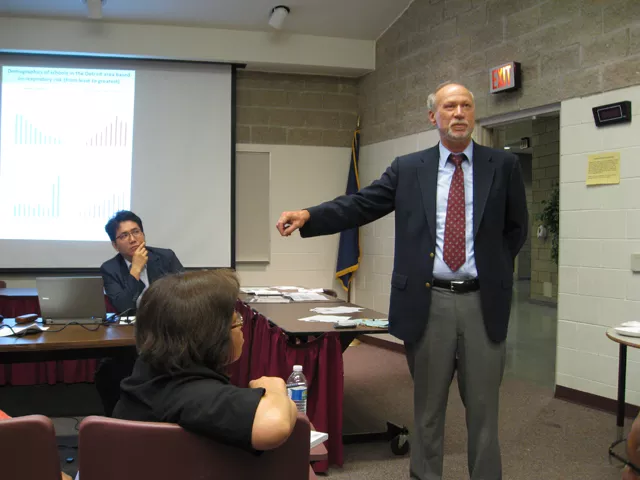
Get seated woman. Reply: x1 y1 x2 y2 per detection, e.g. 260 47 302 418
112 269 298 451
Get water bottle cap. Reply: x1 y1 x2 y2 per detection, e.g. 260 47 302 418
293 365 303 372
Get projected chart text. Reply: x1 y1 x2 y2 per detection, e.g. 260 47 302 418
0 66 136 242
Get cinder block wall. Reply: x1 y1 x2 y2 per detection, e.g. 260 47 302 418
359 0 640 145
236 71 359 147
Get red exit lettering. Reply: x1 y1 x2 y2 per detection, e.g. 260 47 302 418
492 64 512 90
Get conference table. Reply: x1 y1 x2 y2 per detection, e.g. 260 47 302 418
239 294 410 454
0 286 401 470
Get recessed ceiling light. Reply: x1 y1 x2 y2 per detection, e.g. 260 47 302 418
269 5 290 30
83 0 105 19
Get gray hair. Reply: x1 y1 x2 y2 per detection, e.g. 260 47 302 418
427 81 475 112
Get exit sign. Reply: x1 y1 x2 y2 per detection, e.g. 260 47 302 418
490 62 521 93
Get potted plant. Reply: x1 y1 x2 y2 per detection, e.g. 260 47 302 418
537 183 559 264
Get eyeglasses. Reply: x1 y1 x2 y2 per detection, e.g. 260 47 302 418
231 313 244 329
116 228 143 242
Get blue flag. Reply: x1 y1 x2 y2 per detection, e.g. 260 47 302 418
335 124 361 292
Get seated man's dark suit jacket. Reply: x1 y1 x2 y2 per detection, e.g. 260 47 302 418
100 246 184 314
96 246 183 416
300 142 528 345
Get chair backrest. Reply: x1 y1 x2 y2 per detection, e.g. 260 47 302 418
79 412 311 480
0 280 6 288
0 414 63 480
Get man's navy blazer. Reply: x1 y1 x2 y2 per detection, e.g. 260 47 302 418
100 246 184 314
300 142 529 344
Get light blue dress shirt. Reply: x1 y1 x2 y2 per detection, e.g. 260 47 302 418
125 258 149 308
432 142 478 280
124 258 149 288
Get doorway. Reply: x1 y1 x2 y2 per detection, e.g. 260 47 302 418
476 107 561 388
477 108 560 305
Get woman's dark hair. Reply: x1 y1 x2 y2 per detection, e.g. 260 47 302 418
105 210 144 242
135 269 240 373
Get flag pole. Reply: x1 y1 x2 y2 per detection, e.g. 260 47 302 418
348 115 360 305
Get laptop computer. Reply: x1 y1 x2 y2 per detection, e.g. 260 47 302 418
36 276 114 325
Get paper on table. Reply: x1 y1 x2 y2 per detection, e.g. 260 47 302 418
251 289 283 296
311 431 328 448
119 316 136 325
359 319 389 328
311 306 364 314
274 286 302 291
240 287 271 293
299 315 351 323
286 293 329 302
298 288 325 293
247 296 291 304
0 322 49 337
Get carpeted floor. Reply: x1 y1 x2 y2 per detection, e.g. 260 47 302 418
331 343 626 480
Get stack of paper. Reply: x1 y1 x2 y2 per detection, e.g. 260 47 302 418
310 431 328 448
299 315 351 323
298 288 325 293
119 316 136 325
0 322 49 337
240 287 280 294
286 292 329 302
311 306 364 314
248 296 291 304
240 287 268 293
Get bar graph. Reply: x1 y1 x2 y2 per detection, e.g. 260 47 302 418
14 115 63 145
12 177 61 218
81 192 128 218
86 117 129 147
0 65 136 242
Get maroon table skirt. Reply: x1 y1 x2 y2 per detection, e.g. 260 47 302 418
0 296 343 469
230 301 343 471
0 295 118 386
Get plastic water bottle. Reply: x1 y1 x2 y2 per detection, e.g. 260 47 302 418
286 365 308 414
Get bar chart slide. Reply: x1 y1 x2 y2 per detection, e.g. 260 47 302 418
86 117 130 147
15 115 63 145
0 65 136 241
12 177 61 218
80 193 128 218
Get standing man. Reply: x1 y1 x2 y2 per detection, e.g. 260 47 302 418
100 210 184 314
97 210 184 416
276 83 528 479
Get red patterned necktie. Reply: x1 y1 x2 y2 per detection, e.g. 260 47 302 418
443 153 466 272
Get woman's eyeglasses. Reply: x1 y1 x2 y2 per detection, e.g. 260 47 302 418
231 313 244 329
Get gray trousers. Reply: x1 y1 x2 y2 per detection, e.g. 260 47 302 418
405 287 506 480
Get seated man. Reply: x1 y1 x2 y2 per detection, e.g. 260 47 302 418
97 211 184 416
113 269 298 452
100 210 184 314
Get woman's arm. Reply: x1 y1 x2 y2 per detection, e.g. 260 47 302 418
249 376 298 451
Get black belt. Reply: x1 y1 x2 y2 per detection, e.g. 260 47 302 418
433 278 479 293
